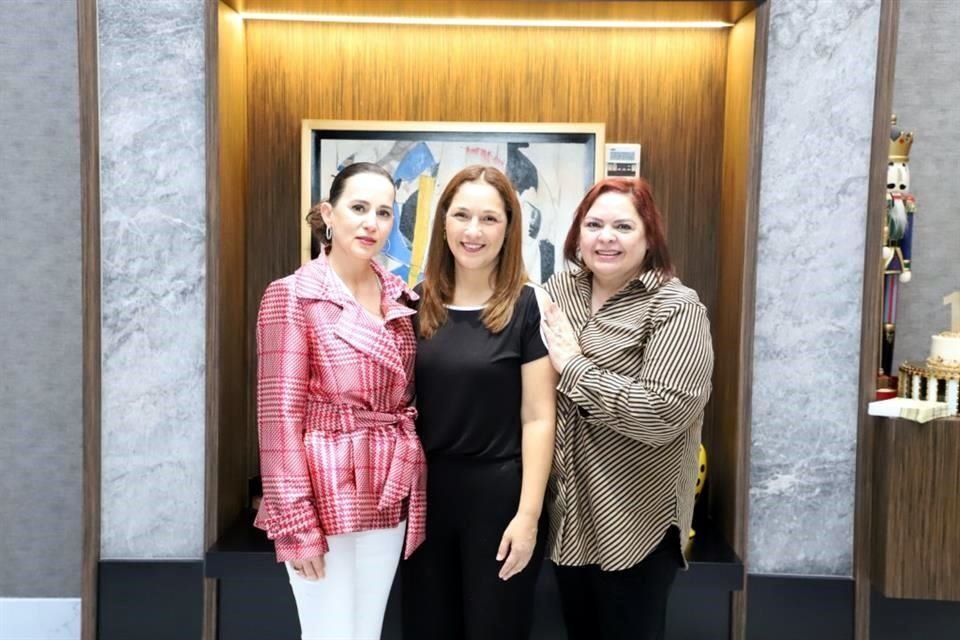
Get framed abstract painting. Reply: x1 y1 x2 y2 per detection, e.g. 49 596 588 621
301 120 605 284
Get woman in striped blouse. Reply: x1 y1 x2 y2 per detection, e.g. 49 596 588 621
541 177 714 640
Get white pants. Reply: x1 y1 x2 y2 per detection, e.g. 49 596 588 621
285 521 406 640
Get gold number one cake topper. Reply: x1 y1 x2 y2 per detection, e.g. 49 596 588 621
945 291 960 333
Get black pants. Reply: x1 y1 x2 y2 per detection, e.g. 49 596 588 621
401 457 547 640
553 527 683 640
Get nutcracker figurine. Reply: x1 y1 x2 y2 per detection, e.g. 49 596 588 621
880 115 916 380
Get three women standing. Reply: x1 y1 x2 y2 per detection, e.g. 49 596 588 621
256 163 712 640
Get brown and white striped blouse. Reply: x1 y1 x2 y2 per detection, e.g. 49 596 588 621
544 268 713 571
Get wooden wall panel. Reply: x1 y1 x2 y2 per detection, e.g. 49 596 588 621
243 21 728 476
712 9 757 555
234 0 756 24
79 0 101 636
855 0 900 636
215 2 249 536
715 9 767 638
871 417 960 601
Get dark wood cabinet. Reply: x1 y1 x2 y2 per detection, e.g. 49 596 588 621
871 416 960 601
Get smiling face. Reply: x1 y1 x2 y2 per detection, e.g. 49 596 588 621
579 191 648 285
444 179 508 277
320 171 396 263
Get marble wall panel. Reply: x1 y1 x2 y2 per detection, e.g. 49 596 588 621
748 0 882 575
98 0 207 559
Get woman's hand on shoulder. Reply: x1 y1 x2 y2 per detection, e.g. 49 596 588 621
541 301 582 374
290 554 326 581
496 512 539 581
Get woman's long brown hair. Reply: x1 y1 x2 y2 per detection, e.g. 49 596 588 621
418 165 528 339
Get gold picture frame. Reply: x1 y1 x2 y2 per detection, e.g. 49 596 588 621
301 119 605 284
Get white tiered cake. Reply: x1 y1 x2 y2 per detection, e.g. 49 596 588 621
928 331 960 371
897 292 960 417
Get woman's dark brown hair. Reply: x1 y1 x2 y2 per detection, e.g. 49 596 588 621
305 161 395 254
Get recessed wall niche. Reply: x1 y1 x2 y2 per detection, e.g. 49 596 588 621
209 0 765 628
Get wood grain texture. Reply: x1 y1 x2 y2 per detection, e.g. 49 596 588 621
215 0 249 543
205 4 250 638
205 4 220 638
234 0 756 24
243 18 730 477
78 0 101 637
855 0 900 635
871 416 960 601
712 6 756 554
721 4 769 639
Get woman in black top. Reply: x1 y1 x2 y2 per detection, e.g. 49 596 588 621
401 165 557 640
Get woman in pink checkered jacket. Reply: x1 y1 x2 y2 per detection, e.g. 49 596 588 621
254 162 425 640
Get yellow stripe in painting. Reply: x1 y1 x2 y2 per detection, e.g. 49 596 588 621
407 174 435 287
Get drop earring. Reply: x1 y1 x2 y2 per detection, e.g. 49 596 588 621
325 225 333 241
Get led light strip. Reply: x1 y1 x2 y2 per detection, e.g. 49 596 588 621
240 13 732 29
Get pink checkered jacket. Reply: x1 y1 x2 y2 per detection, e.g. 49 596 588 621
254 253 426 562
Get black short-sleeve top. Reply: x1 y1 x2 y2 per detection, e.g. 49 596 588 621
413 285 548 462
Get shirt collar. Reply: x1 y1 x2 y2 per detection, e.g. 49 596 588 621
573 267 666 297
294 252 420 307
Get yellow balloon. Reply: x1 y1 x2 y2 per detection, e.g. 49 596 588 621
686 445 709 557
695 444 707 500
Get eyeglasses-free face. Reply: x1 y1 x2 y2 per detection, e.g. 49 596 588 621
579 191 648 285
444 179 508 277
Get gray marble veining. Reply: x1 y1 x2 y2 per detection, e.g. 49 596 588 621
748 0 882 575
98 0 207 559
